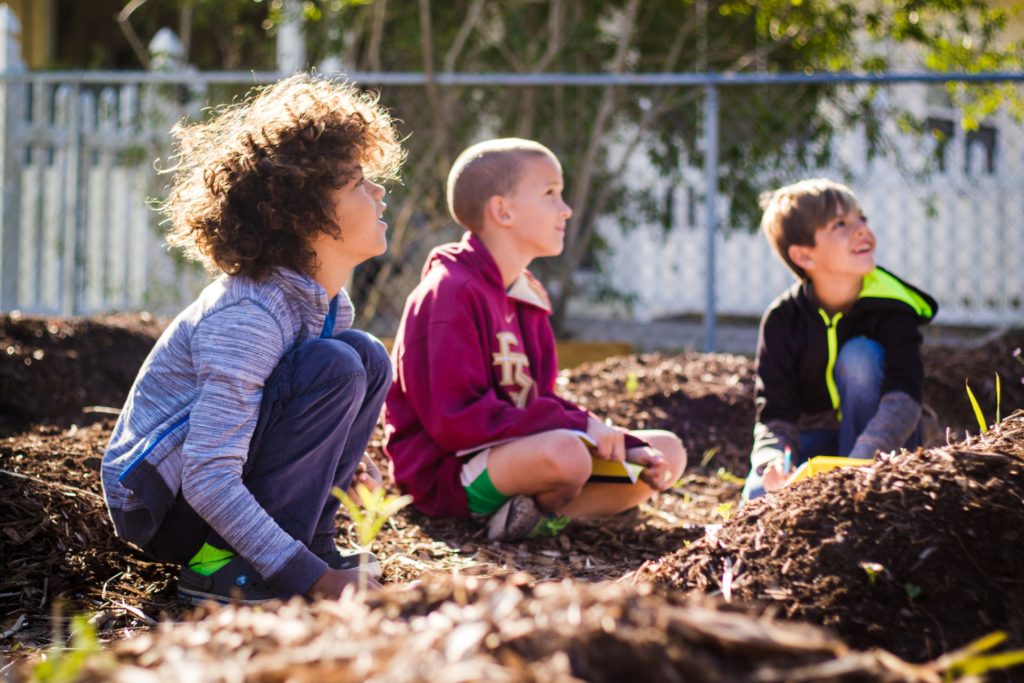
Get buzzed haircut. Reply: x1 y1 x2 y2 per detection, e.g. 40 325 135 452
447 138 561 233
759 178 860 281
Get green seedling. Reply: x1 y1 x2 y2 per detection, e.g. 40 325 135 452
700 447 717 468
33 614 105 683
965 380 988 434
715 468 745 486
333 483 412 591
859 561 884 588
935 631 1024 681
715 502 733 521
625 372 639 396
905 582 922 605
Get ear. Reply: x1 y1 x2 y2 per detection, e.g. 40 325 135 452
788 243 815 272
484 195 514 228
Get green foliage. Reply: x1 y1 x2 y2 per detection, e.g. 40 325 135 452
905 582 922 604
334 483 412 548
859 560 884 587
625 372 639 396
699 447 717 468
31 615 105 683
936 631 1024 680
966 379 989 434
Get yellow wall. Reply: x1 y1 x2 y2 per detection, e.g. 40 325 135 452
4 0 54 69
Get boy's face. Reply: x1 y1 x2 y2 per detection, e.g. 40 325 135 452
320 165 389 267
796 203 876 281
503 155 573 258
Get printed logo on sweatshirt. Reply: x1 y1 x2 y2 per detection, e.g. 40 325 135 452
492 331 534 408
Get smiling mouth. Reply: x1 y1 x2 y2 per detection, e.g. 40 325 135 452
852 244 873 255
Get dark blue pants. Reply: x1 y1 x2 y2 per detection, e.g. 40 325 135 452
144 330 392 565
743 337 921 500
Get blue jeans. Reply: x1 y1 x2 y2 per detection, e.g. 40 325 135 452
144 330 392 564
742 337 921 500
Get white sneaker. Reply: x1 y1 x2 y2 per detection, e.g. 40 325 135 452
486 495 542 542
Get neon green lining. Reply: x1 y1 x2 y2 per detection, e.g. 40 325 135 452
188 542 235 576
465 468 511 516
818 309 844 421
859 269 933 318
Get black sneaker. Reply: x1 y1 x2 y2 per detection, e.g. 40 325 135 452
177 555 276 606
487 495 542 542
316 547 382 578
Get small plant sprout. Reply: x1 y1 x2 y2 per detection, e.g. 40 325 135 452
996 372 1002 424
715 468 745 486
700 447 718 468
33 613 105 682
859 561 885 588
715 502 733 521
935 631 1024 680
905 582 922 605
333 483 412 590
625 372 639 396
965 380 989 434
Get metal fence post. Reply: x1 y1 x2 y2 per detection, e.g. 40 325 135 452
703 82 719 353
62 84 81 317
0 6 25 311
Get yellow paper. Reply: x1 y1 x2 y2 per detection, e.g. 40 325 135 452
786 456 873 486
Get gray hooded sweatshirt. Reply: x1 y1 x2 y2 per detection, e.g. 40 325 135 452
101 268 353 598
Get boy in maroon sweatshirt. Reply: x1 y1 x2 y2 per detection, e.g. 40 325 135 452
384 138 687 541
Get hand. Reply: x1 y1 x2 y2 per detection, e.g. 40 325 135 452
348 453 383 505
628 447 673 491
586 416 626 462
761 460 789 492
305 566 381 600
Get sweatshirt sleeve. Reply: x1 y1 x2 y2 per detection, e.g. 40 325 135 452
182 301 326 599
754 307 801 426
876 311 926 402
399 319 590 454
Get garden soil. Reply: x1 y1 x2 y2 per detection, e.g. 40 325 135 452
3 313 1024 680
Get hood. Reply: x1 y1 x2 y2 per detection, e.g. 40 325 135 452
797 267 938 324
421 232 553 313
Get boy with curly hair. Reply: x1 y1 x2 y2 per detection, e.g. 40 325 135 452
101 74 404 604
745 179 937 500
384 139 687 542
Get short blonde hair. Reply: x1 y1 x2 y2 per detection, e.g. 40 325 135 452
447 138 561 233
759 178 859 280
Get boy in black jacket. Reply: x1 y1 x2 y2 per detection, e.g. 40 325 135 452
744 179 937 500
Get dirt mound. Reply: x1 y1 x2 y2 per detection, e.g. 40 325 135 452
0 313 165 434
923 329 1024 437
638 412 1024 676
560 352 757 473
20 573 965 683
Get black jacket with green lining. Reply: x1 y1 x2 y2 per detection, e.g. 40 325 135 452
754 267 938 429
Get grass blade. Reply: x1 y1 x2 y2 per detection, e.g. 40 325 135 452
966 380 988 434
996 372 1002 424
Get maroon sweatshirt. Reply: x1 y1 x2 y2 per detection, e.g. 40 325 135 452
384 233 639 518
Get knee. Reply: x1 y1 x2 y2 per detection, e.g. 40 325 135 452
538 430 592 489
294 338 366 389
336 330 390 368
643 431 687 478
836 337 884 391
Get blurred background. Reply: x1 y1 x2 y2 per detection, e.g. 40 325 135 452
1 0 1023 355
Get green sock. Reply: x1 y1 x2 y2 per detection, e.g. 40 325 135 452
188 542 235 576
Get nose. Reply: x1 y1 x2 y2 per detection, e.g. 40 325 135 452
560 198 572 219
370 179 386 200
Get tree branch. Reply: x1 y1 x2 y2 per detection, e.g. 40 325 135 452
443 0 486 73
116 0 152 70
367 0 387 72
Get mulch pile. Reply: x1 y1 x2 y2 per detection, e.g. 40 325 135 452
2 312 1024 679
0 313 166 435
21 573 975 683
638 411 1024 675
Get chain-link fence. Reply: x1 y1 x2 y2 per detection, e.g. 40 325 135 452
1 61 1022 349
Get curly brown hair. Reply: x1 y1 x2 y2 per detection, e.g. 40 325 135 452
162 73 404 280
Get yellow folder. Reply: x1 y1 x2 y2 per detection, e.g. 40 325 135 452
786 456 874 486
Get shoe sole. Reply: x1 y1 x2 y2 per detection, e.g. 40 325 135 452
177 587 275 607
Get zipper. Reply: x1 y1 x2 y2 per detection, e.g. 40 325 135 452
818 309 844 421
118 415 190 484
